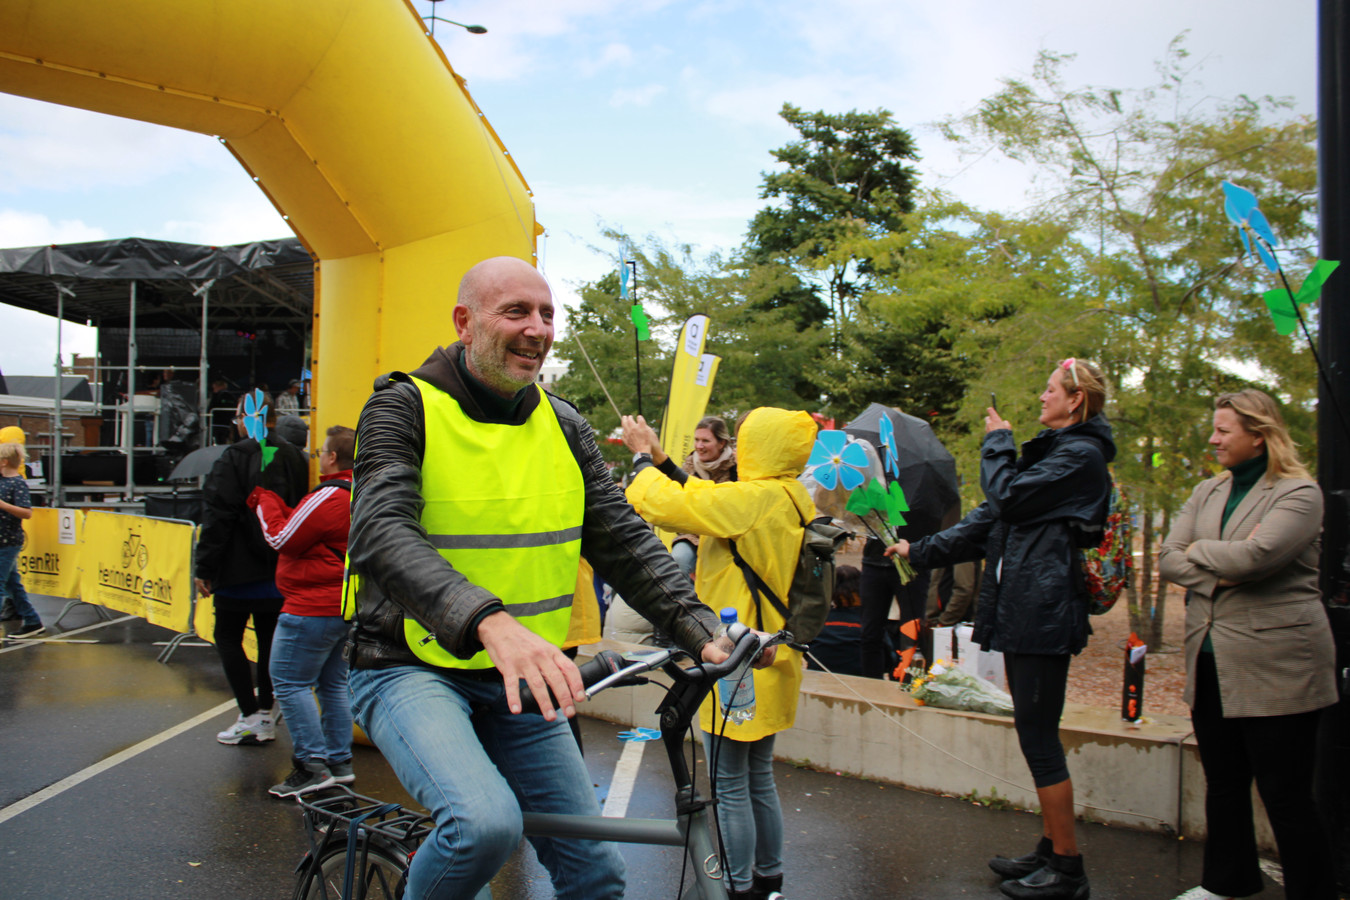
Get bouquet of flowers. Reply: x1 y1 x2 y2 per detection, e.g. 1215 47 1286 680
804 429 915 583
909 660 1014 717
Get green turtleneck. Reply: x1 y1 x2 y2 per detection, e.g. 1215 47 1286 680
1222 451 1268 530
1202 451 1268 654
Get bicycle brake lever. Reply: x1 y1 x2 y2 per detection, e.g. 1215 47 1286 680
585 656 666 699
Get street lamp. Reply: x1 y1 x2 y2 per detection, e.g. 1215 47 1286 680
423 2 487 36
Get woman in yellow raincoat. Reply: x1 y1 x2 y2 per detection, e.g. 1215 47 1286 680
623 406 814 900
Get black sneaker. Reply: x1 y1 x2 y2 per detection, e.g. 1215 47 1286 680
990 836 1053 879
8 622 45 639
1000 858 1089 900
268 761 336 798
327 760 355 785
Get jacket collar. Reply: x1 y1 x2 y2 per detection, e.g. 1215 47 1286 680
409 342 542 426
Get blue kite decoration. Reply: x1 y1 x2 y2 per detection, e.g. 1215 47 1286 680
1220 180 1348 441
242 388 278 468
878 412 900 480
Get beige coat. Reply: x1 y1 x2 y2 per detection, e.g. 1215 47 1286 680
1158 474 1336 718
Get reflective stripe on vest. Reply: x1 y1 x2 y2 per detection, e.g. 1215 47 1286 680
404 376 585 668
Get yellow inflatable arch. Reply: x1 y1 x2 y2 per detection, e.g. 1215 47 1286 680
0 0 538 434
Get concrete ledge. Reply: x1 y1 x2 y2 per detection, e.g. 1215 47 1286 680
577 640 1276 851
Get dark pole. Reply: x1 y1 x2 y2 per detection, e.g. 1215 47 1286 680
629 260 642 418
1317 0 1350 889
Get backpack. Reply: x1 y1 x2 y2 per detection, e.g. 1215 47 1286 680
1075 477 1132 616
728 492 850 644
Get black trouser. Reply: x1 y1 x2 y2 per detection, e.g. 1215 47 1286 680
1004 652 1071 787
213 608 279 716
859 557 929 679
1191 650 1337 900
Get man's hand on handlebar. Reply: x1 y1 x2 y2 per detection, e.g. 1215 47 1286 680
478 611 586 721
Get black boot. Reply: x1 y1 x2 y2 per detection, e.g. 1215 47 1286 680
999 852 1089 900
750 871 784 900
989 836 1053 879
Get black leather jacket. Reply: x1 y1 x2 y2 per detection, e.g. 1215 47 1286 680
908 415 1115 655
347 343 719 671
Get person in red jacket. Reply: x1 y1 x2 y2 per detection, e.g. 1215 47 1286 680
248 424 356 797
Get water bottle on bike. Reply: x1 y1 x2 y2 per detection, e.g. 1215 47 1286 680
714 607 756 723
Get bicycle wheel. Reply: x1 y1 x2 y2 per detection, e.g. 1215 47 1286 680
295 832 410 900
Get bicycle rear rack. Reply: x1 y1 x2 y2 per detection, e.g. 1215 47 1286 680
294 786 433 899
297 786 433 848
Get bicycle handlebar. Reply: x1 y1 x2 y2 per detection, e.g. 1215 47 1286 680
516 625 789 716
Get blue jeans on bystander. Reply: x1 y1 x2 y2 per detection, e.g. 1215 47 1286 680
0 545 41 628
269 613 352 763
348 664 625 900
702 731 784 893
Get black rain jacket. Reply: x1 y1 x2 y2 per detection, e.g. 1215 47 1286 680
346 343 720 671
907 415 1115 655
194 435 309 607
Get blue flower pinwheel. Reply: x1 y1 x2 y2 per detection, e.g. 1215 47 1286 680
1221 180 1279 274
242 388 269 442
878 413 899 480
807 430 869 491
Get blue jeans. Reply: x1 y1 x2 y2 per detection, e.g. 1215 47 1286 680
702 732 783 891
671 539 697 579
348 665 625 900
269 613 352 763
0 545 40 627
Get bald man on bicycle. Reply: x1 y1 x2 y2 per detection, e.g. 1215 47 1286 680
344 256 737 900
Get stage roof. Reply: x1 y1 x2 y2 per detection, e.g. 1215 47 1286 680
0 237 315 332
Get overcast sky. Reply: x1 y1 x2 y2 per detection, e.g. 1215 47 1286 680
0 0 1316 375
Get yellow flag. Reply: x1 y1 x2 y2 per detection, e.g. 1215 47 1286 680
660 315 720 465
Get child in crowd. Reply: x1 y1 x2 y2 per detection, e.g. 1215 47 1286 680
0 442 44 639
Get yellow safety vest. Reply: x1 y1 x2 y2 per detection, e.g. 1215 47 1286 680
402 376 584 668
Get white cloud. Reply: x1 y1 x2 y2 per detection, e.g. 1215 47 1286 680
583 42 636 77
0 210 107 248
158 187 292 247
610 84 665 107
0 95 225 192
0 308 98 377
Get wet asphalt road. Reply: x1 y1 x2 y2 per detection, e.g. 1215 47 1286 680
0 594 1289 900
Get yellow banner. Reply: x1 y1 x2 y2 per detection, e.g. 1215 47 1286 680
660 314 720 464
80 511 195 633
19 508 83 600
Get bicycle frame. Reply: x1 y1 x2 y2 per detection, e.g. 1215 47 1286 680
295 628 775 900
512 649 733 898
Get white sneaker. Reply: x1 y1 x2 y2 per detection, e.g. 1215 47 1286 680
1173 888 1235 900
217 712 275 745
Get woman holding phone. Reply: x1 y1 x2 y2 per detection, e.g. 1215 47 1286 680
887 359 1113 899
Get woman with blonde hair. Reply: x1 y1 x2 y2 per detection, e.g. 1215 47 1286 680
888 358 1114 899
1160 389 1336 900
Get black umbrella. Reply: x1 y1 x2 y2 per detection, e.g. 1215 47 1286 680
167 444 229 481
843 403 960 536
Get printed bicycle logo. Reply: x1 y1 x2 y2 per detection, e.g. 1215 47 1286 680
122 531 149 570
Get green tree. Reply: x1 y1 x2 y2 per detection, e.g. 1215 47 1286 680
552 233 829 468
743 104 922 339
938 38 1319 646
820 195 1084 446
